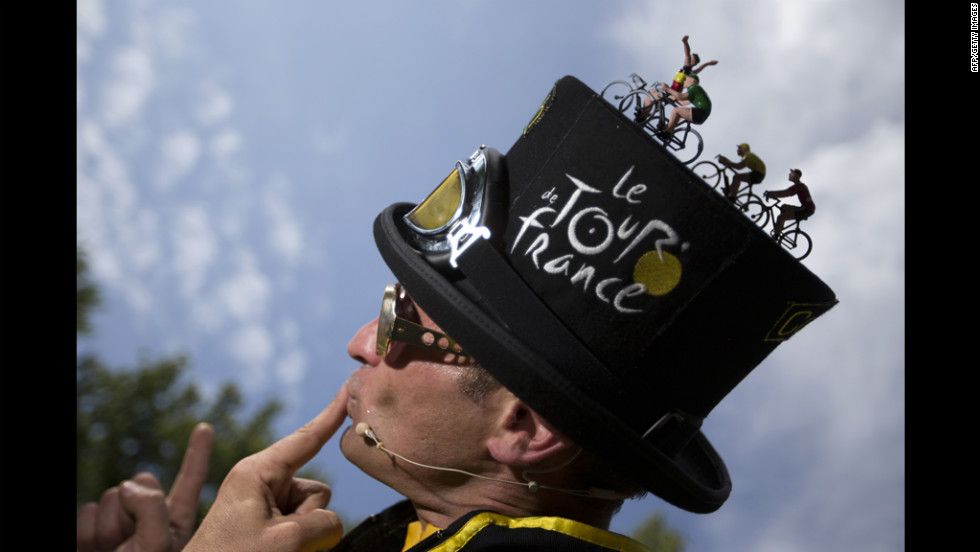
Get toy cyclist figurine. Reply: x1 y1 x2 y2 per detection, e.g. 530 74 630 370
649 73 711 140
718 143 767 202
765 168 816 239
670 35 718 90
635 36 717 124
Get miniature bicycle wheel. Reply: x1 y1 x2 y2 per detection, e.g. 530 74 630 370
740 198 770 227
778 230 813 260
600 80 634 107
653 122 703 165
600 80 631 100
691 160 723 189
620 90 658 123
673 126 704 165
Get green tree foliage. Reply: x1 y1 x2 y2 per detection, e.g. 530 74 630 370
75 353 285 521
77 245 100 335
631 512 686 552
75 244 324 524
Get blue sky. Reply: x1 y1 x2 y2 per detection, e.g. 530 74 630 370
76 1 904 550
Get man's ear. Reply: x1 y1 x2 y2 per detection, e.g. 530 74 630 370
486 398 570 467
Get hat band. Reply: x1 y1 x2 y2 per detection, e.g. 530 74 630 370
643 409 704 457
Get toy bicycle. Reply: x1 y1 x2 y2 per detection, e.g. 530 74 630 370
601 73 704 165
744 195 814 260
691 158 768 224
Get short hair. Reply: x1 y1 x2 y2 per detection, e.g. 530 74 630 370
458 362 503 404
457 363 646 502
791 168 803 178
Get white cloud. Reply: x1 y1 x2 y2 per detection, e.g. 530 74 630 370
209 128 242 158
121 280 154 314
189 295 226 333
101 46 155 128
798 118 905 296
227 323 274 390
122 209 162 275
77 0 107 37
78 120 134 220
77 119 137 286
157 130 201 190
172 204 218 297
147 6 198 59
605 0 903 163
263 176 305 265
197 84 235 126
218 251 271 322
276 348 308 386
77 0 107 61
311 125 349 157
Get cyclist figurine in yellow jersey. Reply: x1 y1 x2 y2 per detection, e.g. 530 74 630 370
717 143 767 202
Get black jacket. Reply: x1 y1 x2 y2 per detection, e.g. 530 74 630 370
330 501 651 552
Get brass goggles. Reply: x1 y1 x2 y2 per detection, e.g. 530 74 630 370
376 283 468 359
402 146 493 268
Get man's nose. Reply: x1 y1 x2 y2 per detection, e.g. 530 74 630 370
347 318 383 366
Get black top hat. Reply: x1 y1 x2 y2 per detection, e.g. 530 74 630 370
373 76 838 513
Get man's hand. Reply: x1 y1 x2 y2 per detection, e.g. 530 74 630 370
183 385 350 552
76 422 214 552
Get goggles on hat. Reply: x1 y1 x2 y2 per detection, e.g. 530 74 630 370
401 145 505 270
376 282 469 360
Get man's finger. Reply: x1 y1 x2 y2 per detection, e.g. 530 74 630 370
287 478 333 516
265 385 350 475
282 508 344 552
167 422 214 529
118 480 171 551
94 487 132 551
76 503 98 552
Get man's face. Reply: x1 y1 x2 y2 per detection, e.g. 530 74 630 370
340 285 502 491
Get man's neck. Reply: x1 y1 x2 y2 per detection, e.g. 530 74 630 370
409 487 616 531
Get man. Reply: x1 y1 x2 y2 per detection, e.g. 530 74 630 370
718 143 767 202
77 77 837 552
765 168 816 239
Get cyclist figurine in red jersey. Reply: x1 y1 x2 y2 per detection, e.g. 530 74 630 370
765 169 816 240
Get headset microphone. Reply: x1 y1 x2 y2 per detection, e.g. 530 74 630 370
355 422 377 441
353 422 626 501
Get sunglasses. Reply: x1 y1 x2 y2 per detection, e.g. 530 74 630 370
376 283 469 360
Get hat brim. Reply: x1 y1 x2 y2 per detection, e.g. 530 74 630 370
374 202 732 513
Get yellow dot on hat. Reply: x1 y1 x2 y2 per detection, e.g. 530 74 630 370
633 250 682 296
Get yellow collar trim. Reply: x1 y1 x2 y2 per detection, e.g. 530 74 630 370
426 512 648 552
403 520 443 552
